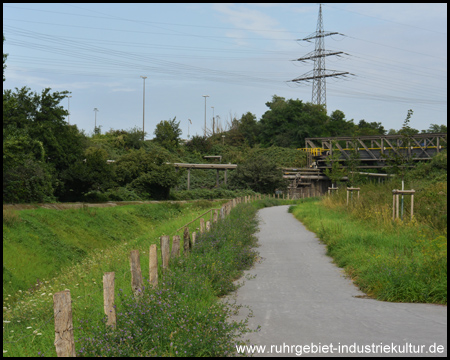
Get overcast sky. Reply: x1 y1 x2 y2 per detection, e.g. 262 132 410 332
3 3 447 139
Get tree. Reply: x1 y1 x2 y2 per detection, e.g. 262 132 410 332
3 126 55 203
324 141 346 188
259 95 328 148
59 147 116 202
231 154 287 194
153 117 182 152
382 109 416 181
237 112 259 147
114 147 179 200
3 34 7 82
354 119 386 136
185 135 211 154
3 86 85 174
422 123 447 134
344 137 362 187
325 110 355 137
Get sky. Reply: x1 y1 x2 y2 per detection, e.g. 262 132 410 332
3 3 447 140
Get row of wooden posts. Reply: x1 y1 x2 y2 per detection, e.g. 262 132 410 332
328 186 415 220
52 194 265 357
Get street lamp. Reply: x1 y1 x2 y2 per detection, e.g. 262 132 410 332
202 95 209 137
140 76 147 141
211 106 215 136
67 95 72 124
93 107 99 132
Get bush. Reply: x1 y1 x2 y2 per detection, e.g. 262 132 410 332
3 159 56 204
171 188 256 201
104 187 142 201
231 154 288 193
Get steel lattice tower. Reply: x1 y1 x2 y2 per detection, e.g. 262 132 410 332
290 4 352 109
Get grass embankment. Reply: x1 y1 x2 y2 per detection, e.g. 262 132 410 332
3 198 289 357
3 201 224 298
290 179 447 305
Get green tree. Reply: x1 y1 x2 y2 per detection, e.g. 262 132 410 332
3 34 7 82
3 126 55 203
237 112 259 147
354 119 386 136
344 137 362 187
324 141 346 188
59 147 116 202
259 95 327 148
153 117 182 152
115 147 179 200
422 123 447 134
3 86 86 174
185 135 211 154
382 110 416 182
325 110 355 137
231 154 287 194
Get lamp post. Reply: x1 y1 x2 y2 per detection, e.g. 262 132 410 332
202 95 209 137
67 95 72 124
211 106 215 136
93 107 99 132
140 76 147 141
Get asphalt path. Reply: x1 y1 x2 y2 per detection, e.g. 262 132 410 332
227 205 447 357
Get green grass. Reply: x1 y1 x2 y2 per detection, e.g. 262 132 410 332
3 201 221 299
289 199 447 304
4 197 292 357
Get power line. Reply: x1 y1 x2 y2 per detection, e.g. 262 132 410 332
322 3 446 35
289 4 353 108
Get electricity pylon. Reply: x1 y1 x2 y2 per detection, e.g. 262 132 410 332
290 4 352 109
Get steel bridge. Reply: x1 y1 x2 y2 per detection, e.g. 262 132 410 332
300 133 447 169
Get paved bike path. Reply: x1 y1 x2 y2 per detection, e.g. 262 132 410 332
227 205 447 357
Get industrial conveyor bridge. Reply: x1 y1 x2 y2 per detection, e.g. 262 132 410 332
301 133 447 169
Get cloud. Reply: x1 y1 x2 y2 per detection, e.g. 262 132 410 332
212 3 290 41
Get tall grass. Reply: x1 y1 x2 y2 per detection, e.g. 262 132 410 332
4 199 282 357
290 183 447 304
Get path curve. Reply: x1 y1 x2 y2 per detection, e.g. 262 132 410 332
227 205 447 357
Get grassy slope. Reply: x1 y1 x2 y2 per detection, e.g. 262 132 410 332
3 201 223 299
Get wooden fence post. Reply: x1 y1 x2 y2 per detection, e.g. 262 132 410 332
160 235 170 269
53 290 76 357
171 235 181 258
213 209 218 223
200 218 205 233
192 232 197 246
183 227 191 253
130 250 143 297
149 244 158 288
103 272 116 329
206 221 211 232
392 191 396 221
396 193 399 219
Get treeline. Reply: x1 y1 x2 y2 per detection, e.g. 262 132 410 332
3 36 446 204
